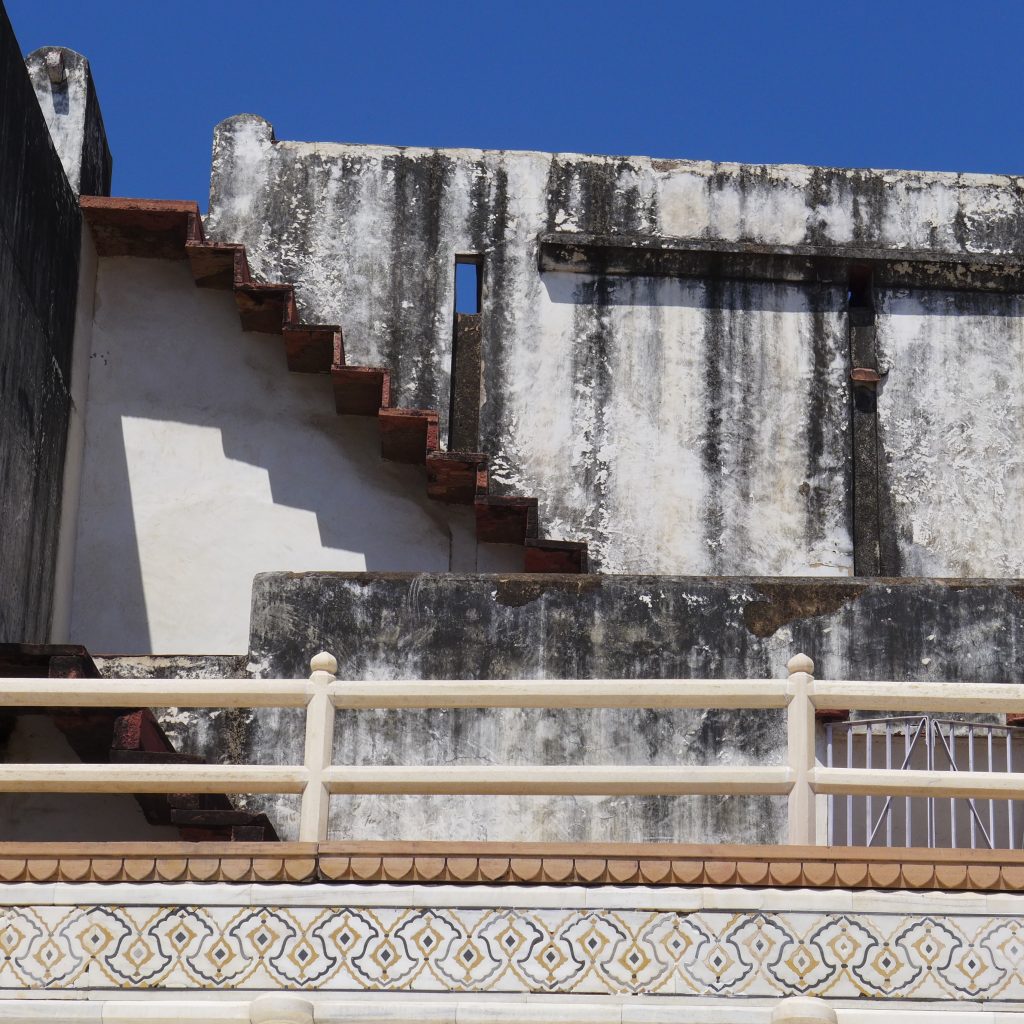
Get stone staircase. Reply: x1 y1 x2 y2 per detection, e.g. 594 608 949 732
0 644 278 841
80 196 589 573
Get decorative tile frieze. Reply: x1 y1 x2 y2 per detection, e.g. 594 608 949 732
2 900 1024 1000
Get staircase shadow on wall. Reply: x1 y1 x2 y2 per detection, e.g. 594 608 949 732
72 258 459 654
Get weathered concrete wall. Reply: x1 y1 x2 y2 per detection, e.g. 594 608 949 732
0 8 80 642
250 573 1024 684
25 46 111 197
69 256 520 654
135 571 1024 843
876 288 1024 577
206 116 1024 577
513 276 850 574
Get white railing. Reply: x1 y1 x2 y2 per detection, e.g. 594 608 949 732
2 652 1023 846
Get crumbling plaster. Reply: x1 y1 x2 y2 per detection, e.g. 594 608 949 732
876 287 1024 577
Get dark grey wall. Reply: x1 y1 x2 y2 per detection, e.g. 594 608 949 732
0 4 80 641
165 570 1023 843
250 572 1024 684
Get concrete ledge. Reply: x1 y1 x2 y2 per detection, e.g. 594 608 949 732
539 231 1024 293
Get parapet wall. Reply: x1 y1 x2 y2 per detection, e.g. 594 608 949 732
112 571 1024 844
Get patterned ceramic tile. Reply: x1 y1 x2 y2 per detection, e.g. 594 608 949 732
1 902 1023 1000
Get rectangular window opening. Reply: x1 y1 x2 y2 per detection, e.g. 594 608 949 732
455 256 481 314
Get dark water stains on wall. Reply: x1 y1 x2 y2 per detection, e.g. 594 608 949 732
228 571 1024 841
0 9 82 642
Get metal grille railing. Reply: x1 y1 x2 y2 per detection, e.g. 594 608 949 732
826 716 1024 849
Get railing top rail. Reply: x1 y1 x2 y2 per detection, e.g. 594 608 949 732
327 679 792 709
0 678 312 708
4 668 1022 715
809 680 1024 713
0 677 792 710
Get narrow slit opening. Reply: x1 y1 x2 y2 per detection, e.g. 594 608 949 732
455 257 481 314
848 264 873 309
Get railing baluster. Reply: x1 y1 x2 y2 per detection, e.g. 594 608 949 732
786 654 817 846
298 651 339 842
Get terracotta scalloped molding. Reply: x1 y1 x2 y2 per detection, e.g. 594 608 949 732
5 842 1024 890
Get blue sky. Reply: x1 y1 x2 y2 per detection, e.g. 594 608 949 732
10 1 1023 207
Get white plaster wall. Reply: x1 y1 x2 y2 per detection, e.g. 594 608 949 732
68 255 507 655
207 121 856 575
876 288 1024 577
50 230 97 642
502 274 852 575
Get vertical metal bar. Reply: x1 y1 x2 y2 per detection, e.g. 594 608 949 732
925 718 933 848
846 721 854 846
905 722 912 848
989 727 996 847
969 725 977 849
949 722 957 849
866 721 873 845
1009 729 1016 851
827 723 834 847
886 720 893 848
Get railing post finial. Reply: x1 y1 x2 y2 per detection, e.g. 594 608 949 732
310 651 338 677
299 651 338 842
786 651 818 846
787 652 814 678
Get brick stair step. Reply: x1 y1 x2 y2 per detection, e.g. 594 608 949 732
475 495 539 544
426 451 487 504
379 408 439 464
524 538 589 573
282 324 343 373
238 813 278 842
235 283 297 333
112 709 175 753
168 792 234 811
109 749 206 765
185 241 248 289
332 365 390 415
80 198 199 258
170 809 267 827
178 812 279 843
